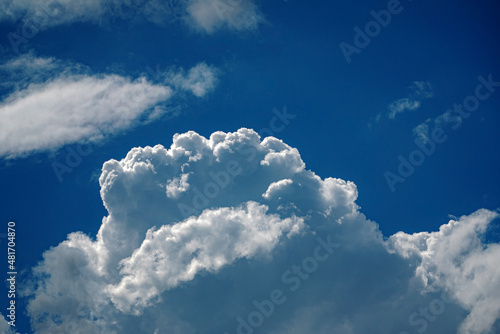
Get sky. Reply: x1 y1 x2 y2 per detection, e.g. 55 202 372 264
0 0 499 333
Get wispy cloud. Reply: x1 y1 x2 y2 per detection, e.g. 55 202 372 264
0 0 265 33
0 51 86 91
0 55 218 158
388 80 434 119
388 98 421 119
0 0 181 27
185 0 265 33
410 80 434 98
412 74 499 143
412 118 432 142
162 62 219 97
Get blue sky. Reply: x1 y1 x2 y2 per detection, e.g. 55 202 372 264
0 0 499 333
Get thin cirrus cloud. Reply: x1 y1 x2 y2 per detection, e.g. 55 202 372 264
0 0 265 33
412 108 460 143
0 54 218 158
413 118 432 143
10 128 499 334
388 97 421 119
185 0 265 33
0 52 74 91
388 81 434 119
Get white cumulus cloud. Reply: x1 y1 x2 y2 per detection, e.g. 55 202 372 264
109 201 304 313
24 128 500 334
388 209 500 334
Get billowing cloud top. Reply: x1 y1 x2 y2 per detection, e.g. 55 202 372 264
15 129 500 333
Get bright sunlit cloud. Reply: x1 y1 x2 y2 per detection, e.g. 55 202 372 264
20 129 500 334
